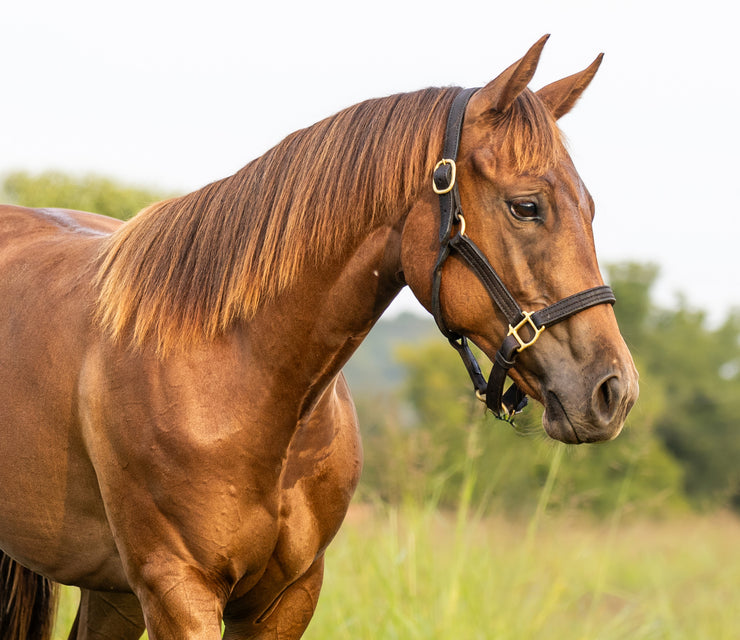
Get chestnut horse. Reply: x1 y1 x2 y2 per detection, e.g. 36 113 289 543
0 36 637 639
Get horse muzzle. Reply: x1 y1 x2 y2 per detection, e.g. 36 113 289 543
541 366 639 444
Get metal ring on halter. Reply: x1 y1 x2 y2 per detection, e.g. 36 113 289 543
456 212 466 236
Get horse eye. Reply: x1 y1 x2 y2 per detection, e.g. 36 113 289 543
509 201 539 220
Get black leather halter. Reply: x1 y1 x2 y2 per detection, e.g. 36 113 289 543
430 88 616 421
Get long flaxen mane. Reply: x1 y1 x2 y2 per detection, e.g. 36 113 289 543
95 86 563 354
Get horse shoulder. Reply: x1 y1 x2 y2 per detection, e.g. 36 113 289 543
273 373 362 568
224 373 361 624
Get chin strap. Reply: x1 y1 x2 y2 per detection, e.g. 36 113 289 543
430 88 616 421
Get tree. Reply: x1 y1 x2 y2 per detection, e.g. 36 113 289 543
354 261 740 516
607 262 659 351
608 264 740 510
2 170 170 220
354 325 688 518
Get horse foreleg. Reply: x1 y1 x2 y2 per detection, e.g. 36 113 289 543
68 589 145 640
222 555 324 640
130 565 226 640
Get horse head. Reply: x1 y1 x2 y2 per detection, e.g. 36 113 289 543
401 36 638 443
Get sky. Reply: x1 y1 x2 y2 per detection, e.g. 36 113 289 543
2 0 738 323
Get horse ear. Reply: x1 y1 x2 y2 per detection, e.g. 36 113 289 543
469 34 550 117
536 53 604 119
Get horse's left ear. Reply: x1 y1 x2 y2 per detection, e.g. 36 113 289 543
467 35 550 119
536 53 604 119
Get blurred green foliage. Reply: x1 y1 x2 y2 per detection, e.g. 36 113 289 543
608 264 740 511
354 265 740 517
2 170 169 220
357 343 688 518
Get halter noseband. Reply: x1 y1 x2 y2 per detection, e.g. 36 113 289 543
430 88 616 421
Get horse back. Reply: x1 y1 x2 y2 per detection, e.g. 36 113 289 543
0 204 115 384
0 204 121 237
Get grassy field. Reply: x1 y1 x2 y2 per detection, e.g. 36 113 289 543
53 505 740 639
308 506 740 639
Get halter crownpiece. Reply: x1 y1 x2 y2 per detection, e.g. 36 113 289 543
430 88 616 421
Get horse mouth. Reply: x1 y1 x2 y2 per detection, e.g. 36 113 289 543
542 391 582 444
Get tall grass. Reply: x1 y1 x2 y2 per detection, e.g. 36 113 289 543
307 506 739 639
53 437 740 639
304 432 739 639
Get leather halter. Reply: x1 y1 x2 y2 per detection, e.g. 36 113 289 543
430 88 616 421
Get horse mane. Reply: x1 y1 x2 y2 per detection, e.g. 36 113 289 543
95 86 563 354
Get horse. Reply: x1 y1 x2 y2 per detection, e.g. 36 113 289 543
0 35 638 639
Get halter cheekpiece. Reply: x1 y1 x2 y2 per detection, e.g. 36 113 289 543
430 88 617 422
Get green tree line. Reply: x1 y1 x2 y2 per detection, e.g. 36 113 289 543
2 170 167 220
4 171 738 517
355 265 740 517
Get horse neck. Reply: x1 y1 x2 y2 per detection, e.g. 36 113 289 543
244 221 405 417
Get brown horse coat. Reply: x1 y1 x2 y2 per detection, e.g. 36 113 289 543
0 36 637 639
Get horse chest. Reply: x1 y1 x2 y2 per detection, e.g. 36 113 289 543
227 377 362 616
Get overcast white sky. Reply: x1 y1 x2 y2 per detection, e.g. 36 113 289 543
2 0 738 322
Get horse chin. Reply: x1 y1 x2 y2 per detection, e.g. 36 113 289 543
541 391 583 444
508 373 583 444
542 390 627 444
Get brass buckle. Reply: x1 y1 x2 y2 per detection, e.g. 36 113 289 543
507 311 545 353
432 159 456 194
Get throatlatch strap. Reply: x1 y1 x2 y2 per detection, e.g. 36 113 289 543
434 88 478 244
431 88 479 341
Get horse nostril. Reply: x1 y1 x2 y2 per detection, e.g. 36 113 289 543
595 375 621 421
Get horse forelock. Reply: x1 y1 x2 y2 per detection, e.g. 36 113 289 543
492 88 566 175
95 87 457 354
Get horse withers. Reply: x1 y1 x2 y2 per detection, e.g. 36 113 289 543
0 36 637 639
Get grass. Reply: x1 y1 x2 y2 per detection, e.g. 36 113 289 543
53 507 740 639
52 437 739 639
306 506 740 639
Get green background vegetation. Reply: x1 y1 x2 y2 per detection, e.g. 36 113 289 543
346 266 740 518
4 171 738 638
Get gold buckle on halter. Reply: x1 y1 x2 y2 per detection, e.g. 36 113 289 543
432 159 456 194
507 311 545 352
